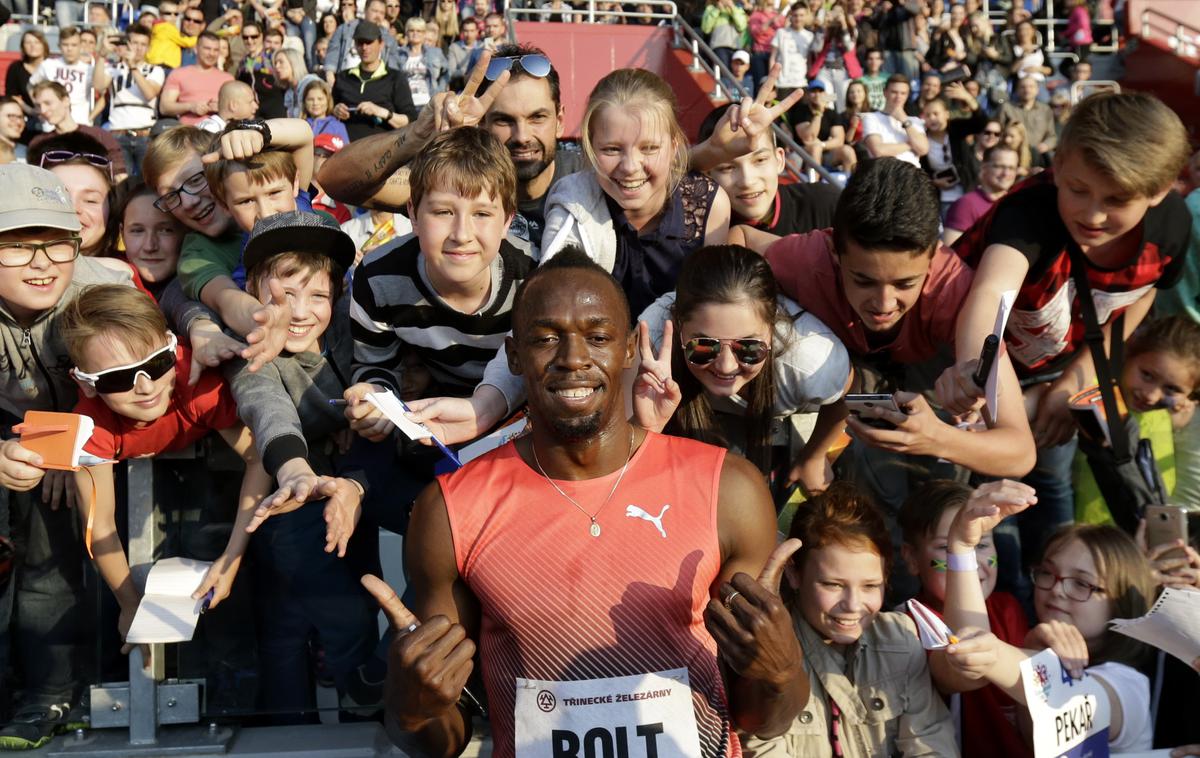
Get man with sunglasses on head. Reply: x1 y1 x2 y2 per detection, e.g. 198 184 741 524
0 163 133 750
160 32 234 125
28 82 128 180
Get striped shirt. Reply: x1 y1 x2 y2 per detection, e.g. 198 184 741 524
350 234 535 397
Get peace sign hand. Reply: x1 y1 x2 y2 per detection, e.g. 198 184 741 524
435 50 512 133
632 320 681 434
704 539 805 689
361 575 477 733
706 64 806 162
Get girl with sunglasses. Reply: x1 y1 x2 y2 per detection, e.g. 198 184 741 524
634 245 850 492
942 482 1157 753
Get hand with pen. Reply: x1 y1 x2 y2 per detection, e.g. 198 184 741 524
935 335 1000 418
344 382 396 442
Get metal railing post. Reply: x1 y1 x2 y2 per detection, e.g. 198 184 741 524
124 457 162 746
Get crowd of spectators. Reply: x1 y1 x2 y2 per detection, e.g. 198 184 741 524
0 0 1197 756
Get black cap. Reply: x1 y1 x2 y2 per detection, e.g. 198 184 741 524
353 20 383 42
242 211 356 275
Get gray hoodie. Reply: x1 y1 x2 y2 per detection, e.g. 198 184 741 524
0 256 132 425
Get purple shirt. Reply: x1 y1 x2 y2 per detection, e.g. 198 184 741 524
945 186 997 233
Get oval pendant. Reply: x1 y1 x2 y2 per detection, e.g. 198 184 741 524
589 522 601 538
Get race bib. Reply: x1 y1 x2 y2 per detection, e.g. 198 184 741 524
1020 649 1111 758
514 668 702 757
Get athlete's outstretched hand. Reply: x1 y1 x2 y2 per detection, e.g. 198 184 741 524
362 575 477 732
704 539 805 688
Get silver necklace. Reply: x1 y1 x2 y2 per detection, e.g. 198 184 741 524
531 427 636 538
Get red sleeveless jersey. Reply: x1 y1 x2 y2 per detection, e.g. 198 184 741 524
438 431 739 758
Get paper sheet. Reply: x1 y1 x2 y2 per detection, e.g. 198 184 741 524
985 290 1016 424
906 598 955 650
126 557 212 644
365 390 432 441
1109 586 1200 667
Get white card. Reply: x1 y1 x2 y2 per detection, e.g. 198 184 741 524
985 290 1016 424
365 390 432 441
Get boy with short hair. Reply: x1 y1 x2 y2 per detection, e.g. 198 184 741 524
898 480 1031 758
942 91 1193 594
59 285 269 653
28 27 95 127
347 126 533 425
0 164 132 749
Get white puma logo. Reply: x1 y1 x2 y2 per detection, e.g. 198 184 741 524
625 504 670 538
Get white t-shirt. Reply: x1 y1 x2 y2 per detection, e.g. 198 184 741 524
103 62 166 130
29 58 94 126
1088 661 1153 753
196 114 227 134
861 111 926 167
403 54 430 107
771 27 815 89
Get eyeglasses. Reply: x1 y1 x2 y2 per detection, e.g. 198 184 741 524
72 333 178 394
242 32 261 40
154 171 208 212
981 129 1001 137
682 337 771 367
0 236 81 268
1030 567 1106 603
184 15 204 22
485 53 551 81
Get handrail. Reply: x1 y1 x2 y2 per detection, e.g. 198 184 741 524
1139 7 1200 59
505 0 677 25
671 15 838 186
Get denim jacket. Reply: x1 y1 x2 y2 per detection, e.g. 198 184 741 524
742 611 959 758
389 45 448 97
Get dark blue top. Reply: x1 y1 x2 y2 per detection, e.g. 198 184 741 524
604 171 719 317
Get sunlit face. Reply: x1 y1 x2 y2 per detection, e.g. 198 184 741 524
78 332 176 423
708 144 784 222
1016 77 1038 104
922 100 948 132
0 102 26 141
950 4 965 25
1122 349 1197 413
0 228 78 326
221 169 299 233
304 87 330 117
123 195 182 283
865 50 883 73
903 505 998 606
155 153 233 236
34 89 70 126
789 6 809 28
484 76 563 184
920 75 941 100
883 81 910 113
196 36 221 67
1001 124 1023 150
52 164 109 252
590 106 674 223
677 300 772 399
1054 148 1169 253
406 25 424 46
59 34 81 64
127 32 150 62
385 0 400 17
980 147 1019 195
796 542 886 649
79 32 96 58
273 51 292 82
838 239 931 333
1033 538 1112 645
264 32 283 54
241 24 263 55
412 188 513 296
22 33 46 59
365 0 386 24
322 14 338 35
254 266 333 354
845 82 867 110
462 20 479 43
485 16 505 39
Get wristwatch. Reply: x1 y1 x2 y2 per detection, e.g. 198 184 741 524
901 119 913 129
226 118 272 148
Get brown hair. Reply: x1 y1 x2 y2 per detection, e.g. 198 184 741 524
899 479 972 547
301 78 334 117
30 80 68 101
61 284 169 369
1041 524 1156 670
1126 316 1200 401
788 482 894 583
408 126 517 217
141 126 217 191
245 250 344 303
580 68 689 197
1057 91 1190 198
20 29 49 64
203 149 298 208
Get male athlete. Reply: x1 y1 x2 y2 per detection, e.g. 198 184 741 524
363 249 809 756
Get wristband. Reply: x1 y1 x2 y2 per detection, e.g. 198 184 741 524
947 551 978 572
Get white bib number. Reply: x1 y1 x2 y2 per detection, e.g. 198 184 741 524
514 668 703 758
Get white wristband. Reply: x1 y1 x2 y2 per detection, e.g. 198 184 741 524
947 551 978 572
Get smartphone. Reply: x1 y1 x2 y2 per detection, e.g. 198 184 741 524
1145 505 1188 562
845 393 901 429
933 165 959 184
939 65 971 85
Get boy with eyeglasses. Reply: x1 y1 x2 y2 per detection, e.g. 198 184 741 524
0 164 132 749
59 284 269 668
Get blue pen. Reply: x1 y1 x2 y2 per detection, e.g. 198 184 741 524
200 588 215 613
398 398 462 469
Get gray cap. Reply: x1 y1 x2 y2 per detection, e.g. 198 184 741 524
243 210 355 274
0 164 81 234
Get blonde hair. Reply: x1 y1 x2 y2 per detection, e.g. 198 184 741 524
141 126 216 191
1002 121 1032 173
61 284 168 369
409 126 517 217
434 0 458 40
580 69 689 197
203 149 297 208
274 48 308 83
405 16 425 31
1057 91 1190 198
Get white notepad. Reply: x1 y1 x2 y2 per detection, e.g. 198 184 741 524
126 557 212 644
1109 586 1200 666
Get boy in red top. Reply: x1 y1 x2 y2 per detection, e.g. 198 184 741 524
62 284 269 656
899 480 1030 758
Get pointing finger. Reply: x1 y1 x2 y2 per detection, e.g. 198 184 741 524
361 574 419 631
757 538 802 595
